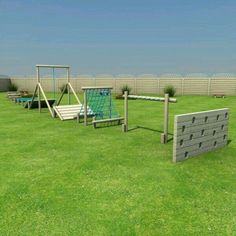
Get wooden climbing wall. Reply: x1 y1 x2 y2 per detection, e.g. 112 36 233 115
173 108 229 162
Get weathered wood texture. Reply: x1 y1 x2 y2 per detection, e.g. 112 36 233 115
53 104 82 121
173 108 229 162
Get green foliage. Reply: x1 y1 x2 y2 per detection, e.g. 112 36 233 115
164 85 176 97
8 82 18 91
121 84 132 95
59 84 68 94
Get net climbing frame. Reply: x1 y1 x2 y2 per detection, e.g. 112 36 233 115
80 86 124 127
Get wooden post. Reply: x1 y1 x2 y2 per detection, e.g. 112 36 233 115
67 68 71 105
84 90 87 126
122 91 128 132
38 83 54 117
37 67 41 113
161 93 169 144
109 89 112 118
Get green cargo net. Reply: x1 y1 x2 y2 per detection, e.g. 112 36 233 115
81 88 119 120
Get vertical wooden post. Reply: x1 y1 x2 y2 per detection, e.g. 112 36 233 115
161 93 169 144
52 67 56 99
37 66 41 113
84 90 87 126
67 68 71 105
109 89 112 118
122 91 128 132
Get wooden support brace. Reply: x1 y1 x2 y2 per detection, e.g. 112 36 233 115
161 93 169 144
122 91 128 132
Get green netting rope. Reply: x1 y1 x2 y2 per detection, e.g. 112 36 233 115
80 88 119 120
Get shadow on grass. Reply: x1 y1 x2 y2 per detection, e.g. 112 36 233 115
128 126 173 135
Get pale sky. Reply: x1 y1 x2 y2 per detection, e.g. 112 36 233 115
0 0 236 76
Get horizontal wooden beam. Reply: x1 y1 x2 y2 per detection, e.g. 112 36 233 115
81 86 113 90
36 64 70 69
92 117 124 124
126 95 177 103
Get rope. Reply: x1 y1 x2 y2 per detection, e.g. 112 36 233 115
80 88 119 120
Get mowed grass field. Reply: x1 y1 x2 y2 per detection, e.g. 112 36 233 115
0 92 235 235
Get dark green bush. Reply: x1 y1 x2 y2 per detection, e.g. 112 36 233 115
164 85 176 97
8 82 18 91
121 85 132 95
60 84 68 94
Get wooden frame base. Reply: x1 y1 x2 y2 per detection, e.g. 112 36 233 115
92 117 124 128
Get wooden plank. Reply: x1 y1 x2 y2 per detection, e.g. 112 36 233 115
38 83 54 117
175 108 229 122
36 64 70 68
53 104 83 121
82 86 113 90
68 82 81 104
54 104 82 109
127 95 177 103
53 107 64 120
122 91 128 132
92 117 124 124
173 108 229 162
162 93 169 144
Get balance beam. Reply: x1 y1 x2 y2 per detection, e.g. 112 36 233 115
127 95 177 103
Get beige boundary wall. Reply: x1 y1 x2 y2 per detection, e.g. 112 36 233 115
173 108 229 162
11 75 236 96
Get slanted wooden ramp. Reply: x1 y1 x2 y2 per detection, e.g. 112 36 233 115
53 104 83 121
54 104 94 121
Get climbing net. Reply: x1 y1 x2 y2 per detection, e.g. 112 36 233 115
81 88 120 120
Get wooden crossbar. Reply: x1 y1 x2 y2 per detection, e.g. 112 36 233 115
92 117 124 128
82 86 113 90
127 95 177 103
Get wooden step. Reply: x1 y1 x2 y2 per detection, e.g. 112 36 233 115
53 104 93 121
53 104 82 121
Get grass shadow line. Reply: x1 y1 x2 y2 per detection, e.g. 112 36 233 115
128 125 173 136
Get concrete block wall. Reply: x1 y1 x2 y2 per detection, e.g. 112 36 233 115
173 108 229 162
0 78 11 91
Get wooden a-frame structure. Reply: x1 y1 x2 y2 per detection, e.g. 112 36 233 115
29 64 81 119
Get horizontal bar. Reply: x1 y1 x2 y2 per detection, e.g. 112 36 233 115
81 86 113 90
126 95 177 103
36 64 70 69
92 117 124 124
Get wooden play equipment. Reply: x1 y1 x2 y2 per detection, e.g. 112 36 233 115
213 93 225 98
79 86 124 127
173 108 229 162
122 92 177 144
30 65 81 120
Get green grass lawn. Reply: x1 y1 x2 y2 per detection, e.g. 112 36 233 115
0 93 235 235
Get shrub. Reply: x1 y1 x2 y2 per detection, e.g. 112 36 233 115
8 82 18 91
60 84 68 94
121 85 132 95
164 85 176 97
